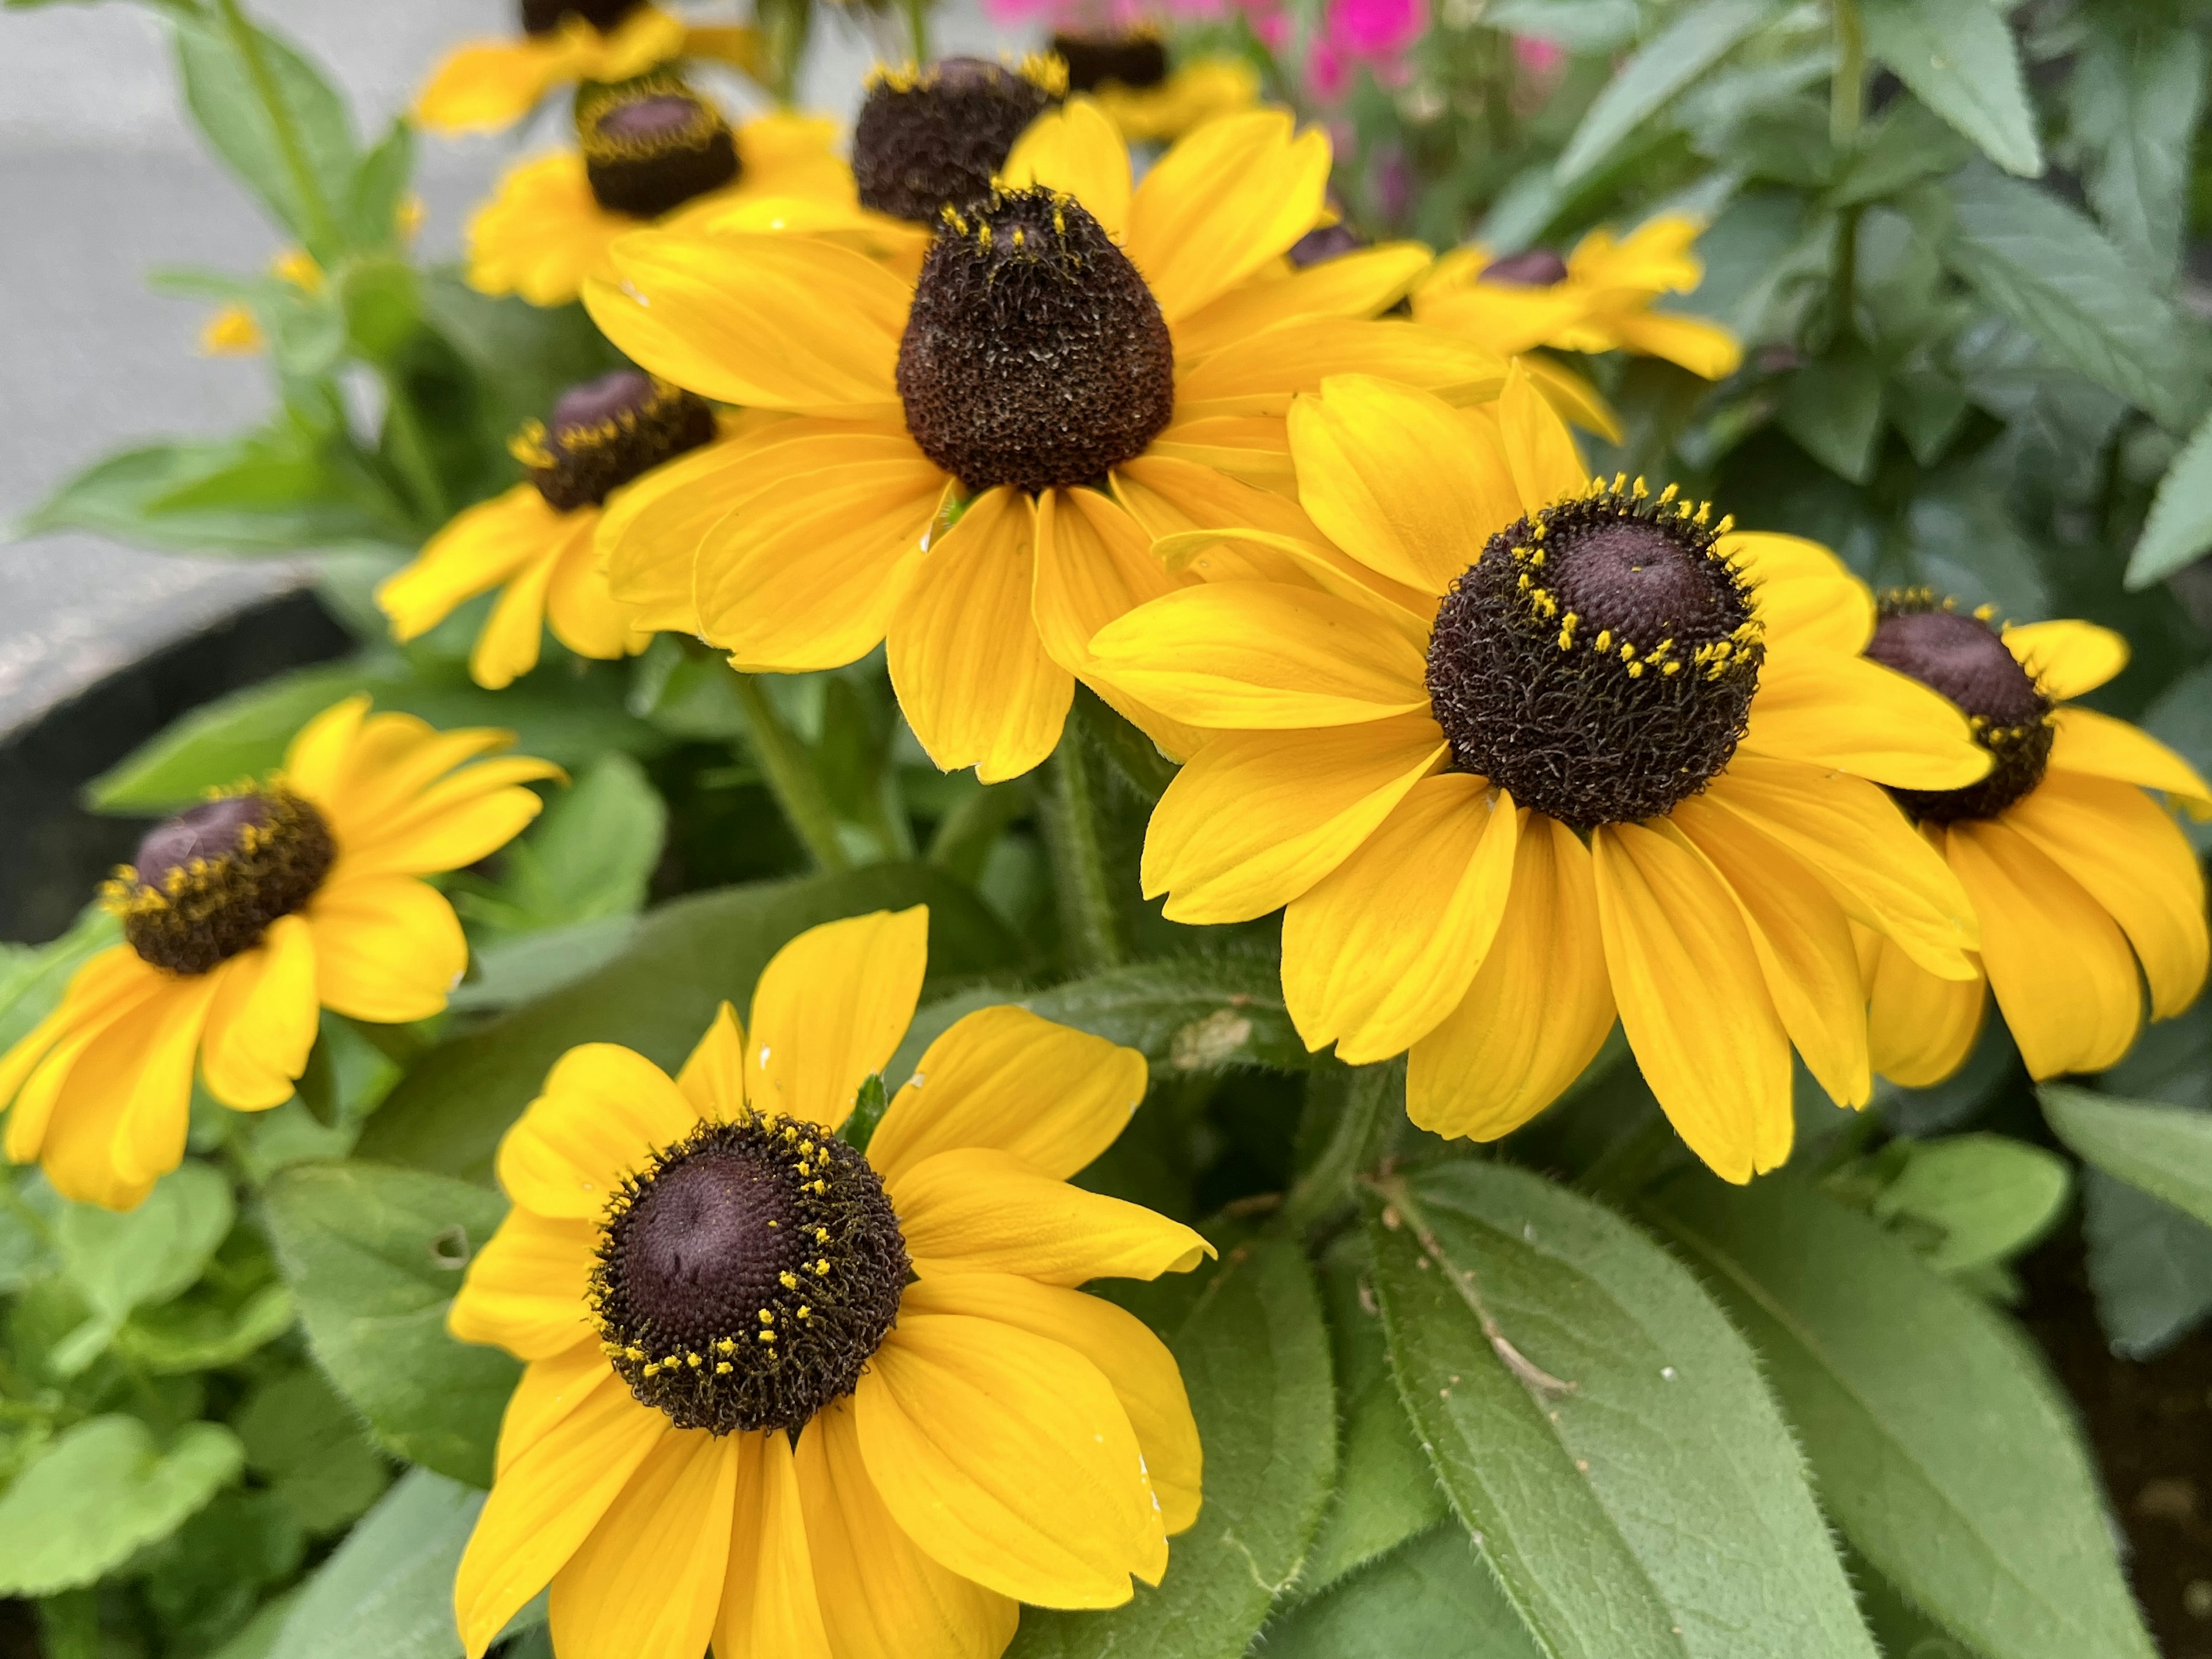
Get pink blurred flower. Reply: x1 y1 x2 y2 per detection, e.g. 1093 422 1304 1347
1305 0 1422 100
1513 33 1565 75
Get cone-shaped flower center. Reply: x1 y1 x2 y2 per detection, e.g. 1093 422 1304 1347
1866 596 2051 821
579 81 738 218
112 790 335 974
516 369 716 512
592 1118 909 1434
898 189 1176 495
1051 32 1168 92
1481 248 1570 286
522 0 638 35
1425 478 1763 829
852 56 1066 225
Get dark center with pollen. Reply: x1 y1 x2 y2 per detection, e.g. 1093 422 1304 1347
1051 32 1168 92
1425 478 1763 829
591 1117 908 1434
1865 596 2052 821
113 789 335 975
1481 248 1569 286
579 81 738 219
851 56 1066 225
521 0 639 35
517 368 717 513
898 188 1175 494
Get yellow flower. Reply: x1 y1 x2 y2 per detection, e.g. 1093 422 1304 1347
378 370 733 688
0 699 558 1210
448 906 1210 1659
1854 596 2212 1085
585 99 1497 781
414 3 762 135
1414 214 1743 379
196 208 415 357
468 103 874 309
199 305 264 356
1086 368 1991 1182
1049 33 1260 143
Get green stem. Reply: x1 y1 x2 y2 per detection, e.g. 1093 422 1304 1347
902 0 930 63
380 379 449 529
730 673 853 873
214 0 341 257
1829 0 1865 151
1283 1060 1402 1229
1036 739 1124 975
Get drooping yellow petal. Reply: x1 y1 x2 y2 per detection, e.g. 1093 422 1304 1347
496 1043 699 1220
868 1006 1146 1186
2002 618 2128 700
1725 532 1874 657
111 973 225 1193
415 37 565 134
1605 310 1743 379
302 875 466 1024
1282 775 1518 1064
795 1403 1018 1659
1127 111 1330 323
449 1210 597 1361
1866 926 1987 1089
544 509 645 662
1408 812 1615 1141
0 948 157 1143
902 1274 1200 1536
999 96 1131 243
714 1432 832 1659
2047 704 2212 814
1411 278 1591 357
1742 650 1989 791
35 979 210 1211
1946 818 2142 1078
855 1312 1161 1605
379 485 567 643
1592 821 1793 1184
889 487 1073 782
747 907 928 1132
551 1429 738 1659
1139 717 1447 922
197 915 318 1111
889 1148 1212 1285
469 531 562 690
676 1001 748 1120
494 1344 619 1480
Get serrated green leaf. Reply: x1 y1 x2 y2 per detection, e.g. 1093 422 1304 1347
0 1417 243 1597
1260 1524 1541 1659
262 1162 518 1487
1649 1171 2158 1659
2041 1082 2212 1226
1870 1134 2070 1274
1006 1230 1335 1659
2071 22 2203 279
1016 953 1308 1077
1941 163 2203 431
2080 1168 2212 1359
1367 1162 1874 1659
1861 0 2041 177
358 866 1018 1184
265 1467 480 1659
2126 406 2212 588
1779 335 1884 482
1555 0 1774 184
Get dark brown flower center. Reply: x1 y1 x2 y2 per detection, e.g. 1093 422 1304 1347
112 790 335 975
1425 479 1762 829
590 1117 908 1434
851 56 1067 225
521 0 639 35
1051 32 1168 92
1482 248 1570 286
516 369 717 512
898 189 1175 495
1865 595 2051 821
578 81 738 218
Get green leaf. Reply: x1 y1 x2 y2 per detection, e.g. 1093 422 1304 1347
1649 1171 2158 1659
54 1162 235 1371
234 1367 392 1537
357 866 1018 1184
2041 1082 2212 1226
2126 406 2212 588
457 753 666 933
1869 1134 2070 1275
2081 1169 2212 1359
116 1282 297 1375
1259 1525 1542 1659
0 1417 244 1597
2071 22 2203 279
416 273 627 441
446 915 641 1013
1554 0 1775 185
1861 0 2041 177
1779 335 1885 482
1367 1162 1874 1659
1006 1230 1335 1659
343 119 416 252
1941 163 2204 431
264 1467 481 1659
261 1162 518 1487
1016 952 1309 1077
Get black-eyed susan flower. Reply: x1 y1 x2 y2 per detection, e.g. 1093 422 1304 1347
468 82 863 309
1049 32 1260 143
1854 594 2212 1085
1414 215 1743 380
585 99 1496 780
1086 368 1991 1181
378 369 727 688
851 55 1070 226
448 906 1208 1659
415 0 762 136
0 699 556 1211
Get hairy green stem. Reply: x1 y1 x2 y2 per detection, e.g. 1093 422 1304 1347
730 673 853 873
1037 738 1124 974
1283 1060 1403 1229
214 0 341 257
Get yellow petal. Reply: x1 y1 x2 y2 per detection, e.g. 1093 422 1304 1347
551 1430 738 1659
1408 812 1615 1141
415 38 561 133
278 695 373 801
1725 532 1874 657
2002 618 2128 700
112 973 224 1192
1112 452 1327 540
197 916 318 1111
544 510 643 661
2047 704 2212 813
494 1343 619 1480
1498 358 1586 512
868 1006 1147 1185
676 1001 748 1120
449 1210 596 1361
888 487 1073 782
1411 279 1592 357
1127 111 1330 321
1171 316 1503 419
748 907 927 1132
855 1311 1161 1605
795 1403 1017 1659
0 948 156 1139
468 531 559 690
1172 243 1433 363
496 1043 698 1219
1592 822 1793 1184
1606 310 1744 379
1139 716 1447 922
1866 927 1987 1089
715 1434 832 1659
36 982 208 1210
889 1147 1212 1284
1282 775 1517 1063
1742 650 1989 791
335 758 559 879
302 875 465 1024
466 153 625 307
380 486 565 643
999 96 1131 243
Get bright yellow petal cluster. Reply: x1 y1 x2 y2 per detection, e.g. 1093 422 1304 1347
1084 55 1261 143
449 907 1209 1659
415 6 695 134
0 698 558 1209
